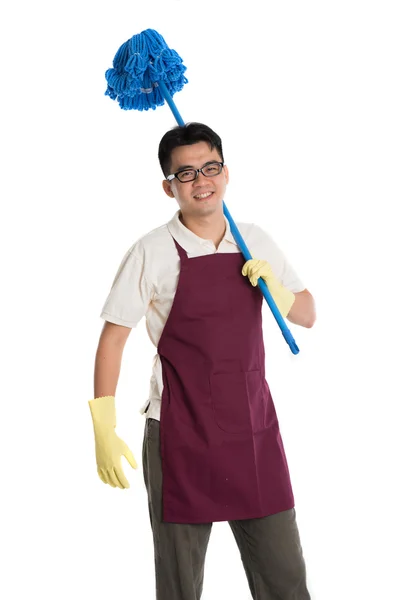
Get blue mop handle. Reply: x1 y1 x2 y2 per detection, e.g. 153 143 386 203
223 204 299 354
158 80 299 355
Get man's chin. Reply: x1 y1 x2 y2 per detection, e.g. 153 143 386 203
193 197 221 211
179 198 223 220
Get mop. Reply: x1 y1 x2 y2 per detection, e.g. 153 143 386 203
104 29 299 354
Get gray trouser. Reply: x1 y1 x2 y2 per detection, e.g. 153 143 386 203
142 417 311 600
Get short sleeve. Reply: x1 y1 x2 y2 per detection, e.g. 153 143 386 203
247 224 306 293
99 249 154 328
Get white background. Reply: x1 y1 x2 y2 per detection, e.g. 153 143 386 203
1 1 399 599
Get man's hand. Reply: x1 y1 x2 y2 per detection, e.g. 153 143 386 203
88 395 137 489
242 258 295 318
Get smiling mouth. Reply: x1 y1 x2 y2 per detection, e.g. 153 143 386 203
194 192 213 200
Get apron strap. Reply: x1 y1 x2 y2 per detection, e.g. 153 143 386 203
172 236 189 264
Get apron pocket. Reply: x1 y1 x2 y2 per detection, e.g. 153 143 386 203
210 371 260 434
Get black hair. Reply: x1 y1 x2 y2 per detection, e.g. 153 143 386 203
158 122 224 178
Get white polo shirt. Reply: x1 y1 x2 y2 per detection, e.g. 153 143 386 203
100 210 305 420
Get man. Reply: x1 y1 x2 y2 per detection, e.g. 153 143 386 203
89 122 316 599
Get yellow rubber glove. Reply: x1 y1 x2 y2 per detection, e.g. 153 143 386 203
88 395 137 489
242 258 295 318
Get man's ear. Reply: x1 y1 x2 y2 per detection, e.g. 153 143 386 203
223 164 229 185
162 179 175 198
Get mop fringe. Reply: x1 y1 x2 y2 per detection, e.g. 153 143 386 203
105 29 188 111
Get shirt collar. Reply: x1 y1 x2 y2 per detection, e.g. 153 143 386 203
167 210 237 253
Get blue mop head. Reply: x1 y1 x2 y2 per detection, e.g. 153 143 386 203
105 29 188 111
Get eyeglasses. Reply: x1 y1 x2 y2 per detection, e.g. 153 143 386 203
166 161 224 183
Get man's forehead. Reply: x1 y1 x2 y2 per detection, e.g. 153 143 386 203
170 142 220 169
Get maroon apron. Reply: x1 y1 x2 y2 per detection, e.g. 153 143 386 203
157 236 295 524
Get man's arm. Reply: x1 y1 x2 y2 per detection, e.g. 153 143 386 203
94 321 132 398
286 289 316 329
90 321 136 489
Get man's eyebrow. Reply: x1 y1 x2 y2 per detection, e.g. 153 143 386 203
175 164 193 171
175 161 218 172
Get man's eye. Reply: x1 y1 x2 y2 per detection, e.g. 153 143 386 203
205 165 218 174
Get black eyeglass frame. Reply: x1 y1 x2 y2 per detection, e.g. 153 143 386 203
166 161 224 183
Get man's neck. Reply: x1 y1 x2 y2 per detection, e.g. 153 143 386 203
179 211 226 249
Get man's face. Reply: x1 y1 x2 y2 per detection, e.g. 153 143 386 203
162 141 229 218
